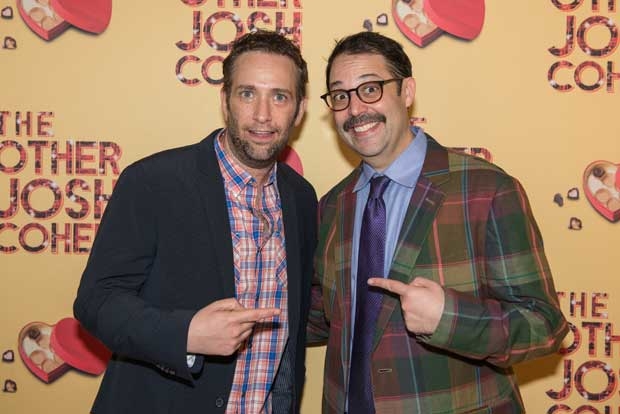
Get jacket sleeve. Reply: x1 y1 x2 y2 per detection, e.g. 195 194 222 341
73 163 196 381
424 176 569 368
307 277 330 344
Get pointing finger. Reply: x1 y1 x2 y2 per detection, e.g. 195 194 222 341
368 277 409 296
234 307 281 324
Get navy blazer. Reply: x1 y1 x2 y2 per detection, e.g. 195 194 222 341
74 130 318 413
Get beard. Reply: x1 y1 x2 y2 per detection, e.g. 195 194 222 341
225 108 296 170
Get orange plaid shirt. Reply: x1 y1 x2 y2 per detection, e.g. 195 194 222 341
215 135 289 414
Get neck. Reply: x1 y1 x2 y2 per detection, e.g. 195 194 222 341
364 129 415 172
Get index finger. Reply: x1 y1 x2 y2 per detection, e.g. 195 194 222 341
233 307 281 323
368 277 409 296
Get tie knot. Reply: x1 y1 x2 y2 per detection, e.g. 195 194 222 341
369 175 390 200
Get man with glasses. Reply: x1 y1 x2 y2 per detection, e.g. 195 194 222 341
307 31 568 414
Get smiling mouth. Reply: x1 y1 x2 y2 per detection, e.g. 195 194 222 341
248 129 276 138
344 113 386 132
352 122 379 133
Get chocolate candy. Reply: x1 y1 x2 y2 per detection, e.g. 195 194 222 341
41 15 60 30
607 197 620 212
592 166 605 178
3 36 17 50
569 217 582 230
2 350 14 362
1 6 13 19
30 349 47 365
595 188 612 204
29 7 46 23
567 187 579 200
27 327 42 340
42 358 61 373
3 379 17 393
403 13 421 31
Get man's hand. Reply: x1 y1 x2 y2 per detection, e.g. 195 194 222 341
187 298 280 355
368 277 445 335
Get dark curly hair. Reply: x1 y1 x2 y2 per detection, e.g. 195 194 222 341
325 31 412 91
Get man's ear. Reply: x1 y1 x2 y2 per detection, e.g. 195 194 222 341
293 97 308 127
220 88 229 122
403 77 416 108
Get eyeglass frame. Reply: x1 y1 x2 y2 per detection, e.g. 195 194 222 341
320 78 404 111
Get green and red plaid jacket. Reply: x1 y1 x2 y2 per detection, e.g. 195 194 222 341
308 136 568 414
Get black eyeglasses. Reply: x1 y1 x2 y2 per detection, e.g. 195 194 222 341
320 78 403 111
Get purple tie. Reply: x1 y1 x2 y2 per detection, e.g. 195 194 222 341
349 175 390 414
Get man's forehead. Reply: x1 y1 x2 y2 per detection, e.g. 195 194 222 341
229 53 297 93
329 53 390 86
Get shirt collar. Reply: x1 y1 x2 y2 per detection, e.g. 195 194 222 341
354 126 428 192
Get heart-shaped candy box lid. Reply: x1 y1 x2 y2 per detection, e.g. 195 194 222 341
50 0 111 34
425 0 485 40
50 317 111 375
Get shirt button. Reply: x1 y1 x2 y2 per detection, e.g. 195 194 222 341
215 397 224 407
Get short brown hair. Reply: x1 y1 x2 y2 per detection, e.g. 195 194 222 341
222 30 308 104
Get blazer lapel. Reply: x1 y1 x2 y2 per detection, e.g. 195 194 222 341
373 138 450 349
277 167 301 333
195 129 236 299
335 171 360 374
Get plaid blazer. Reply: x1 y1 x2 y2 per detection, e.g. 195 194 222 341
308 136 568 414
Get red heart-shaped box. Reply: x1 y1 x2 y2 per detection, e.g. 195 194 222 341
18 0 111 41
278 145 304 176
18 318 111 383
392 0 443 47
425 0 485 40
583 161 620 222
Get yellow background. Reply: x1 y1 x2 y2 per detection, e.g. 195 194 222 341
1 0 619 412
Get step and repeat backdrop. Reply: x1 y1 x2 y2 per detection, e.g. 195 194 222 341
1 1 619 413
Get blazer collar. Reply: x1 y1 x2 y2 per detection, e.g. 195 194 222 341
277 166 302 336
194 129 236 299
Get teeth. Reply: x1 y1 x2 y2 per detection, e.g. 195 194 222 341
353 122 377 133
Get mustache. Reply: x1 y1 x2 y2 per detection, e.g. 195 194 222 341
343 113 386 131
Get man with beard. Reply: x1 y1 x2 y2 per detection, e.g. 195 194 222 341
307 31 568 413
74 30 317 414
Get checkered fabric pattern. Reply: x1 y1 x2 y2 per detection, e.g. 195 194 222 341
215 135 288 414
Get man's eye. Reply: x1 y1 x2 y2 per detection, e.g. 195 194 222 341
361 84 380 95
240 90 254 99
331 92 348 102
274 93 288 102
